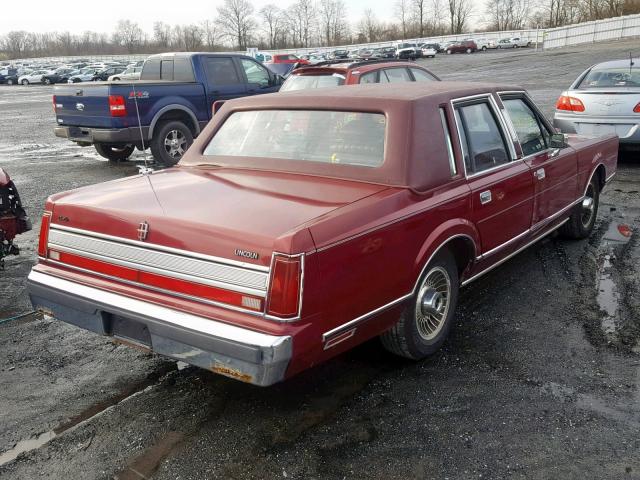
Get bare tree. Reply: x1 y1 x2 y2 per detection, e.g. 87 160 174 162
216 0 256 49
2 31 29 58
153 22 172 48
114 19 144 53
413 0 427 37
201 20 219 50
358 8 381 42
395 0 412 38
485 0 530 30
287 0 317 47
319 0 349 46
260 4 282 48
447 0 474 33
174 24 203 51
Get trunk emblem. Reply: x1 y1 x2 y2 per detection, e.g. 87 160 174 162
75 103 85 111
235 249 259 260
137 221 149 241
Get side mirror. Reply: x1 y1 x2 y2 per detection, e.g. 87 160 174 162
549 133 568 149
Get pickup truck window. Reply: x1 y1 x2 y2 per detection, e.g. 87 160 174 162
239 59 270 86
204 57 241 85
161 60 174 80
204 110 385 167
140 60 160 79
502 98 548 156
455 101 510 174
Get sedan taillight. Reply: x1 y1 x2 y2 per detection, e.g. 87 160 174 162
634 102 640 113
556 95 585 112
37 212 51 258
266 254 303 319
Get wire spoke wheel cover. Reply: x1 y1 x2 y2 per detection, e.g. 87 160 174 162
415 266 451 341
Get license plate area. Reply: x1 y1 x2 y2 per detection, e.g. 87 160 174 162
68 126 93 142
107 314 152 347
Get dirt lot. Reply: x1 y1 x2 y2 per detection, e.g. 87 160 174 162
0 40 639 480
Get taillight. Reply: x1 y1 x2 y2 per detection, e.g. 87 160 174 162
266 254 303 319
38 212 52 258
556 95 585 112
108 95 126 117
634 102 640 113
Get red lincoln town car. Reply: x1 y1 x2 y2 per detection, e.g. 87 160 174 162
28 83 618 386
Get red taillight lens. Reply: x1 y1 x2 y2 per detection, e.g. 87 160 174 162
267 255 302 318
108 95 126 117
634 102 640 113
37 212 51 258
556 95 585 112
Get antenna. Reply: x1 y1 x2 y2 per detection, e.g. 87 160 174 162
131 83 152 175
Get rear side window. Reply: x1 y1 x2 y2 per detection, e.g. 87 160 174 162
410 68 437 82
383 68 411 83
160 60 174 80
455 101 510 174
174 58 195 82
502 98 549 156
204 57 240 85
141 60 160 79
359 71 378 84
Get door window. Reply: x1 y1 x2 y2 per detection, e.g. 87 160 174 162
240 59 270 87
359 71 378 84
160 60 174 80
502 98 548 156
410 68 437 82
203 57 241 86
455 101 510 174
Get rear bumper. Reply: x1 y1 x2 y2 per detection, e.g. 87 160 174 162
27 270 292 386
553 113 640 144
54 125 150 145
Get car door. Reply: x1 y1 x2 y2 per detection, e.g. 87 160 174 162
453 95 534 254
202 56 247 107
237 58 279 95
500 94 578 230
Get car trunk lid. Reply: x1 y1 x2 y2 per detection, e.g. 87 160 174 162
569 88 640 116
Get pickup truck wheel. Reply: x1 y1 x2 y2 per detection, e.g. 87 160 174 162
94 144 135 162
381 250 459 360
150 121 193 167
561 177 600 239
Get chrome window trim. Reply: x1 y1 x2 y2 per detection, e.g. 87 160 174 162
439 107 457 176
450 93 519 179
49 225 269 273
42 259 266 317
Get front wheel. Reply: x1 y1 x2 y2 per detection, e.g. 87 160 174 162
466 48 472 54
21 79 29 85
7 79 14 85
482 46 487 51
446 50 452 55
43 78 51 85
381 250 459 359
150 120 194 167
94 143 135 162
561 176 600 239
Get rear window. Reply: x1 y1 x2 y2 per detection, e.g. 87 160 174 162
280 73 345 91
578 67 640 88
204 110 385 168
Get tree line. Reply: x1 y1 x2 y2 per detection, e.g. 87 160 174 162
1 0 639 59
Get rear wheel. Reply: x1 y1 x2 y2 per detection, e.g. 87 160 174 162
7 79 14 85
21 79 29 85
446 50 452 55
561 176 600 239
43 78 51 85
466 48 472 54
94 143 135 162
381 250 459 359
482 45 487 51
150 120 194 167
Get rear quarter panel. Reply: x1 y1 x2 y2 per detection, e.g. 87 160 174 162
569 133 618 192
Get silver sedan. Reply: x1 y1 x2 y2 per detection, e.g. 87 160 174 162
553 58 640 150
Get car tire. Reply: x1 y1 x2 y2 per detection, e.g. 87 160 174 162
446 50 452 55
381 249 459 360
94 143 135 162
527 42 532 47
560 176 600 239
7 79 14 85
21 79 29 85
482 46 487 51
466 48 472 54
43 78 51 85
150 120 194 167
112 77 120 81
514 44 519 48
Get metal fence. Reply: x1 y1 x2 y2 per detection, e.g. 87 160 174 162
543 13 640 49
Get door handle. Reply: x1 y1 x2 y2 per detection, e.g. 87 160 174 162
534 168 546 180
479 190 492 204
549 148 560 158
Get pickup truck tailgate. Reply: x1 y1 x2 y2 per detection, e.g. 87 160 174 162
54 84 113 128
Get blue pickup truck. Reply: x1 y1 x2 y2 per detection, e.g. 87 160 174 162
53 52 283 166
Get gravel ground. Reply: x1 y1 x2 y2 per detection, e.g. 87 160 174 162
0 39 639 480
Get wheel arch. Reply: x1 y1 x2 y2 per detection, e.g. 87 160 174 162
412 220 480 293
585 162 606 195
149 105 200 140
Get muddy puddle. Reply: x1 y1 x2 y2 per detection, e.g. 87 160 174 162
594 207 635 344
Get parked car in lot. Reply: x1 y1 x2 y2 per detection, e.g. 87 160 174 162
331 49 349 59
27 82 618 385
280 59 439 91
18 70 49 85
53 52 283 166
93 66 127 81
472 38 491 51
510 37 531 47
0 168 31 268
445 40 477 54
108 66 142 81
420 44 437 58
377 46 398 58
0 69 19 85
554 57 640 150
396 43 422 60
42 68 77 85
68 68 99 83
267 54 309 65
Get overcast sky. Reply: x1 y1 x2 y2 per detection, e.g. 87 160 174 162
3 0 488 34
